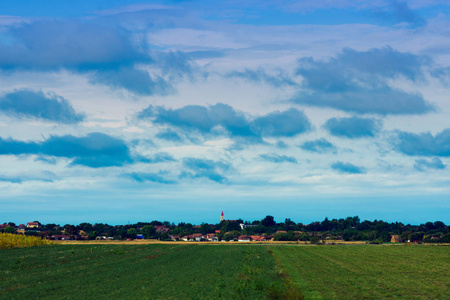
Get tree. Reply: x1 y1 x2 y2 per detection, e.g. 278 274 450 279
64 224 78 235
141 225 155 239
261 215 276 227
127 228 137 239
4 226 16 234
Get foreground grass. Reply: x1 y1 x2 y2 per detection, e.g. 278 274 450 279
0 244 297 299
271 245 450 299
0 233 54 249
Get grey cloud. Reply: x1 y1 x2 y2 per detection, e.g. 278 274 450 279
293 47 434 115
127 172 174 184
259 154 297 164
156 129 184 142
372 0 426 27
300 138 337 153
252 108 311 137
138 104 311 140
181 158 231 183
226 68 297 87
0 133 133 168
0 89 84 124
324 117 381 138
295 89 433 115
145 152 177 163
395 129 450 157
331 161 366 174
0 20 193 95
414 158 446 172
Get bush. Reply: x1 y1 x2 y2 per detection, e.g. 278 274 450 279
0 233 54 249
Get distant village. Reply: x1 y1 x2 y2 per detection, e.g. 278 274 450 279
1 212 449 244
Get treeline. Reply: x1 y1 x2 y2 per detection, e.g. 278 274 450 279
1 216 449 243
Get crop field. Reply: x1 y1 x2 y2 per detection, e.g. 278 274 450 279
0 244 298 299
0 243 448 299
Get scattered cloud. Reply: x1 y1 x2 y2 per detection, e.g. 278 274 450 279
0 20 193 95
156 129 184 143
226 68 297 87
293 47 434 115
0 133 133 167
252 108 311 137
127 171 174 184
143 152 177 163
372 0 426 27
300 138 337 153
180 158 231 183
331 161 366 174
323 117 381 138
414 158 446 172
138 104 311 140
259 154 297 163
0 89 84 124
395 129 450 157
0 171 56 183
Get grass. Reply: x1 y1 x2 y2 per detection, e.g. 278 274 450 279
0 244 298 299
0 233 54 249
270 244 450 299
1 243 448 299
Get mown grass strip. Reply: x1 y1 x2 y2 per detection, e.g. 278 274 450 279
270 245 450 299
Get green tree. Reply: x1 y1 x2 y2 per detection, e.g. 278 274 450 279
261 215 276 227
64 224 78 235
141 225 155 239
127 228 137 239
4 226 16 234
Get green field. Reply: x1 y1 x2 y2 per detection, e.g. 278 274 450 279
0 244 448 299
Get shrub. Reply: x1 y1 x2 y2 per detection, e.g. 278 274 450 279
0 233 54 249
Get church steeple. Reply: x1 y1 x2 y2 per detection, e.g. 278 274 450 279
220 211 224 222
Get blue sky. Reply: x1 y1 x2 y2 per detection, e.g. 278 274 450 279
1 0 449 225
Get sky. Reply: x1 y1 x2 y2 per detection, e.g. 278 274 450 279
1 0 449 225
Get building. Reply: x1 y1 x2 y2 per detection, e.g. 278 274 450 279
390 235 403 243
27 221 41 229
240 223 258 230
220 211 225 222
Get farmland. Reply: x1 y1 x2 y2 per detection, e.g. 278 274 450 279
0 244 448 299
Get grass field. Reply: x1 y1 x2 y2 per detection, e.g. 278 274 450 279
271 245 449 299
0 243 448 299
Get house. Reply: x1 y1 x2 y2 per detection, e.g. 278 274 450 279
390 235 403 243
154 225 170 233
0 224 10 229
250 235 266 241
240 223 258 230
181 234 204 241
52 235 72 240
168 235 180 241
27 222 41 229
238 235 252 242
206 234 218 241
191 233 204 241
